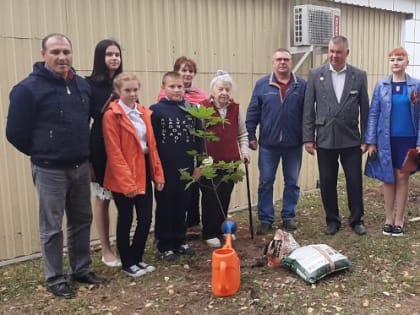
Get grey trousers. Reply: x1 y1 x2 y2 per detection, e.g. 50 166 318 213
32 162 92 286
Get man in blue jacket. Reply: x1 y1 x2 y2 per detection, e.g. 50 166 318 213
6 33 104 298
246 48 306 235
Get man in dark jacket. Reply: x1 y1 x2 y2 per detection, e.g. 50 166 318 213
246 48 306 235
302 35 369 236
6 33 104 298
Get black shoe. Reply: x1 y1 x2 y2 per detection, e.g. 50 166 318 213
176 244 195 255
325 224 339 235
391 225 404 237
47 282 75 299
71 272 105 285
256 222 272 235
382 224 393 236
353 223 367 235
282 219 297 231
122 265 147 277
160 250 179 262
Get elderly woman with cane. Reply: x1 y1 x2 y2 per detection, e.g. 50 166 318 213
197 70 250 248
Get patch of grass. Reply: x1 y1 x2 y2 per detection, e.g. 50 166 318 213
0 175 419 314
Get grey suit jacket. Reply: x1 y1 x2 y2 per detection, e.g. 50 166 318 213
302 63 369 149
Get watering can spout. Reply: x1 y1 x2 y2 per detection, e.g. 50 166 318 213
224 233 233 249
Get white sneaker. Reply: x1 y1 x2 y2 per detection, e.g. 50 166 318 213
137 261 156 273
123 264 147 277
206 237 221 248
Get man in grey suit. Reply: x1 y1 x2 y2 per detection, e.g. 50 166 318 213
302 35 369 236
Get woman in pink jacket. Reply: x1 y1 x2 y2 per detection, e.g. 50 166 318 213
103 73 165 277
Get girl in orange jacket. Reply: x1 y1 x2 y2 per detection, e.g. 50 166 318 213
102 72 164 277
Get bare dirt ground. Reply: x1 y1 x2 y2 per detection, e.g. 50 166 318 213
1 176 419 314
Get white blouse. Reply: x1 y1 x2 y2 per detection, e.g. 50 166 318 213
118 100 149 154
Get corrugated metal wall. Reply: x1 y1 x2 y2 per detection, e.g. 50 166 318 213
0 0 404 262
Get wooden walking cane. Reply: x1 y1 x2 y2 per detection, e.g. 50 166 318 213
245 163 254 239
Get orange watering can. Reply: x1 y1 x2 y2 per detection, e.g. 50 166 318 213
211 221 240 297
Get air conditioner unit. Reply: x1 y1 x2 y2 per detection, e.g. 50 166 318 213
293 5 341 46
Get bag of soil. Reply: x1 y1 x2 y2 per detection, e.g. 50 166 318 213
281 244 352 284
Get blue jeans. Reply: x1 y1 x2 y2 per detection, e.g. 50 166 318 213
257 146 302 225
31 162 92 286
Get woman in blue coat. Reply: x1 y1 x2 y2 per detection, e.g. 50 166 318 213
365 47 420 237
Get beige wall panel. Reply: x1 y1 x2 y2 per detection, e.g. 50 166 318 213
0 37 43 261
0 0 62 39
0 0 407 262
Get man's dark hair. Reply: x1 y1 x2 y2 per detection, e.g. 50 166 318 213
41 33 72 50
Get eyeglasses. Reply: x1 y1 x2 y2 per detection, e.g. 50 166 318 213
389 57 405 62
275 58 291 62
